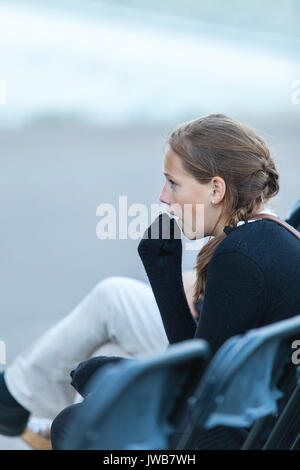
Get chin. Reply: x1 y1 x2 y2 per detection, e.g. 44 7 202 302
181 223 198 240
185 233 198 240
183 226 205 240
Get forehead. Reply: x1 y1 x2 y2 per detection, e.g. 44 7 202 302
164 145 189 177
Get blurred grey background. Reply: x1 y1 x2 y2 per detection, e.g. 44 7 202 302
0 0 299 364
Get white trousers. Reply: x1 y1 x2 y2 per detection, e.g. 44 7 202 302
5 277 169 420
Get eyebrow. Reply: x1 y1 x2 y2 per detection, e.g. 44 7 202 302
164 172 175 179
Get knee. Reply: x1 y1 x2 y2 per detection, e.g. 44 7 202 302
92 276 131 303
89 276 140 337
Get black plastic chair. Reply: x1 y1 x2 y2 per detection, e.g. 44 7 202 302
174 315 300 450
244 365 300 450
241 364 300 450
285 198 300 231
55 339 210 450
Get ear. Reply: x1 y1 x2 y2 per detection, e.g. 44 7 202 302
210 176 226 205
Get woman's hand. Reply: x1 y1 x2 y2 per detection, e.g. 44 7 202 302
138 212 182 258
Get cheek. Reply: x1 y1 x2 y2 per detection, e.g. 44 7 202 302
179 201 204 234
169 193 183 214
175 185 209 237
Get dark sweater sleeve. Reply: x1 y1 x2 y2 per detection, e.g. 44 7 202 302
137 214 197 344
195 250 267 356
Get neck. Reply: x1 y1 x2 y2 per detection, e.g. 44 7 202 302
212 213 232 237
212 203 266 237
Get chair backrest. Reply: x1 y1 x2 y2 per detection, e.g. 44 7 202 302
285 198 300 231
261 365 300 450
241 363 300 450
60 339 210 450
175 315 300 450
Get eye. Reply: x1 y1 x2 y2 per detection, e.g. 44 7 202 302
169 179 177 189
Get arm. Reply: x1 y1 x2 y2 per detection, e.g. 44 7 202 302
138 214 197 344
194 251 267 356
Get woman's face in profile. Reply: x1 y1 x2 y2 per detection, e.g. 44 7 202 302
159 145 224 239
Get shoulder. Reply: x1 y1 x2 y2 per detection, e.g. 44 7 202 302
207 218 300 285
206 220 277 280
214 219 297 259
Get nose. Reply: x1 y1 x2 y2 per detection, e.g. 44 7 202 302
159 183 170 205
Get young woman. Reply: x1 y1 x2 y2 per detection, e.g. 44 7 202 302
1 114 300 450
138 113 300 357
50 113 300 450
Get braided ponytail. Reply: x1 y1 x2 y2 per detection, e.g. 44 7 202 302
264 162 280 199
